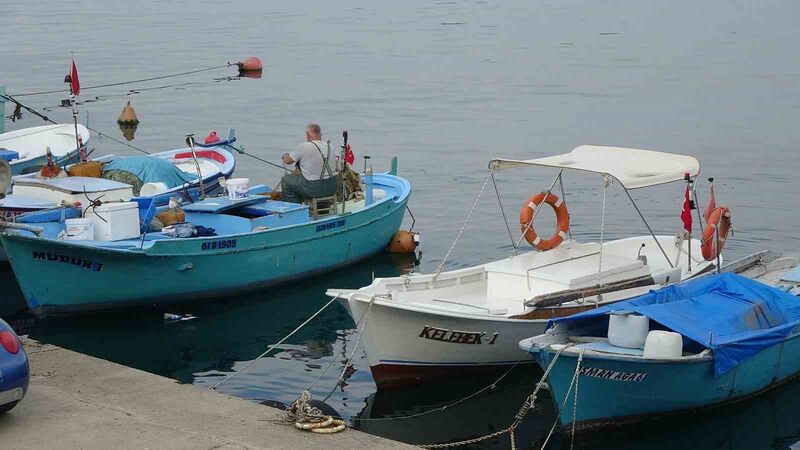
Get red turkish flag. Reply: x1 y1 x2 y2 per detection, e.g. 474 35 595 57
344 143 354 165
68 60 80 96
681 184 692 233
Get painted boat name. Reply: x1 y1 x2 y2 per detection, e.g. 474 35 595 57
316 219 345 232
579 366 648 382
419 325 499 345
201 239 237 251
32 251 104 272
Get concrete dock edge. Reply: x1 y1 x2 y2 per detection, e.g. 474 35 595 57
0 339 415 449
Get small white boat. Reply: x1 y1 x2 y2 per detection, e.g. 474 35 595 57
0 133 238 220
327 145 727 388
0 124 90 176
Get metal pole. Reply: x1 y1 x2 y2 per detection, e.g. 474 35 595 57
490 171 515 249
687 178 692 273
0 86 6 134
623 188 675 268
511 170 563 256
692 184 704 232
71 91 81 161
715 222 721 274
185 134 205 199
558 173 572 240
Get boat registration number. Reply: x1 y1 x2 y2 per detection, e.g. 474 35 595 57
418 325 499 345
579 366 648 382
316 219 346 232
201 239 237 251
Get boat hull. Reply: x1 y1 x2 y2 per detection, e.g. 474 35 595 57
345 297 545 388
532 333 800 432
1 193 407 317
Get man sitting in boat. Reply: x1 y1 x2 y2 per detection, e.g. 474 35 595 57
280 124 338 203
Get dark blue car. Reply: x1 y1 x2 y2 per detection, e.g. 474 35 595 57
0 318 28 413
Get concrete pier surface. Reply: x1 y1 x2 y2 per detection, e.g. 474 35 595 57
0 339 414 449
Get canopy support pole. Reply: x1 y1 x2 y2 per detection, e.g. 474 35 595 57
623 187 674 268
491 171 515 250
511 170 563 257
558 173 572 240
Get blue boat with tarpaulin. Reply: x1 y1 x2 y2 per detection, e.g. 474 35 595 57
520 272 800 432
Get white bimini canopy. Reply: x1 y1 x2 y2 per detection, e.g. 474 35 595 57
490 145 700 189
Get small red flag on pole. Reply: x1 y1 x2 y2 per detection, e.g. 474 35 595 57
65 60 80 96
344 143 355 165
681 183 693 233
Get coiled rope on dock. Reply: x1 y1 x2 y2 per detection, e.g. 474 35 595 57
283 391 347 434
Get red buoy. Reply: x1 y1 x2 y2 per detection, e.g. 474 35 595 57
238 57 263 72
204 131 220 144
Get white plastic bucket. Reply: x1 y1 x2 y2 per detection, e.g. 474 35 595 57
227 178 250 200
65 218 94 241
140 182 169 197
608 312 650 349
643 331 683 359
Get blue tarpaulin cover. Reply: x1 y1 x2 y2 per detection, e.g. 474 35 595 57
104 156 197 188
549 273 800 376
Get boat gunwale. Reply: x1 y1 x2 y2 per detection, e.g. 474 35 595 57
0 173 412 257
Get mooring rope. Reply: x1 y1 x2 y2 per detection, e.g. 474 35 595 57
87 125 151 155
211 293 343 391
8 63 235 97
352 360 524 424
416 344 571 449
540 347 583 450
432 169 494 282
321 294 378 402
2 94 153 155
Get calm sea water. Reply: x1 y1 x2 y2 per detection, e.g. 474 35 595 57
3 0 800 448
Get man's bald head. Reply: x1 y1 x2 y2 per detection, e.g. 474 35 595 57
306 123 322 141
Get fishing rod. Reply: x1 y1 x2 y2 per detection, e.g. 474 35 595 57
228 143 287 172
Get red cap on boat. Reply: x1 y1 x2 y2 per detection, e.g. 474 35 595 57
204 131 220 144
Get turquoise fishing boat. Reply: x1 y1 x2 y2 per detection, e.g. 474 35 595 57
0 172 410 317
519 269 800 432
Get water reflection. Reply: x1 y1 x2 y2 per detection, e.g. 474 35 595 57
119 123 137 141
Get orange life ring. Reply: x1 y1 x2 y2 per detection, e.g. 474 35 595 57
701 206 731 261
519 192 570 251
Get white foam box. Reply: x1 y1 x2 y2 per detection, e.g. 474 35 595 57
85 201 141 241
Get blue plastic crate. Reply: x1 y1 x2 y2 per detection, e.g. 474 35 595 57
0 148 20 162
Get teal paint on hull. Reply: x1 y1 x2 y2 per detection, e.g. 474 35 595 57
1 177 409 317
533 333 800 431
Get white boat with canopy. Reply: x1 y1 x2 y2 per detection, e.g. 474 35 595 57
327 145 736 388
